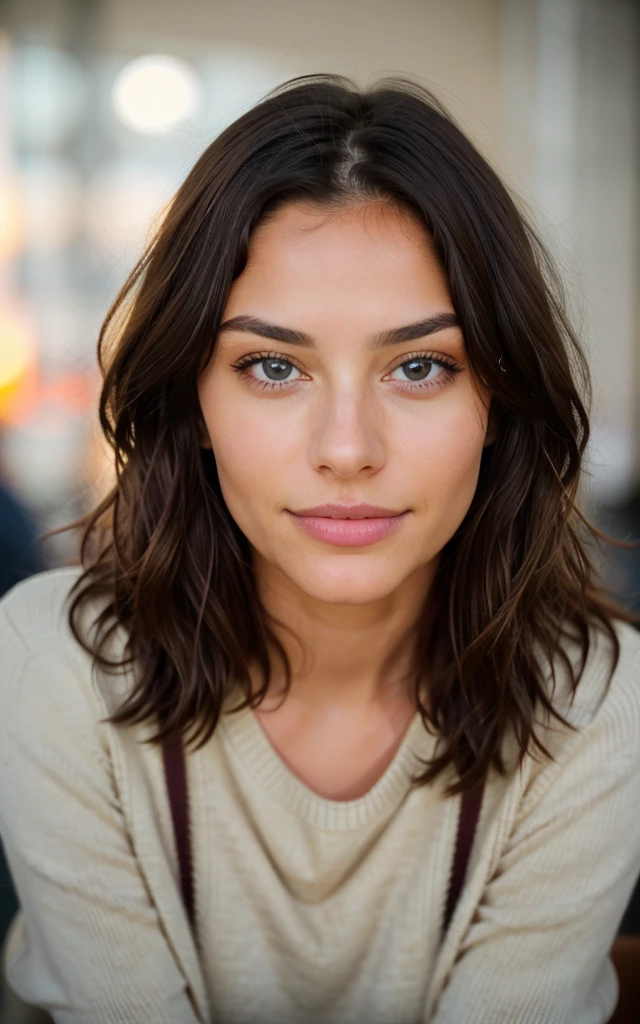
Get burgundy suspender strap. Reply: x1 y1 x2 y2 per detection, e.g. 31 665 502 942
162 738 196 931
162 736 486 943
442 777 486 939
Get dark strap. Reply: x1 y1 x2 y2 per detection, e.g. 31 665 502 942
162 736 485 943
442 777 486 938
162 739 196 931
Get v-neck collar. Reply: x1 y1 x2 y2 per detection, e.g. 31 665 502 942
219 695 438 830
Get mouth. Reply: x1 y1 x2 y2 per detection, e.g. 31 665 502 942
289 503 405 519
285 505 410 547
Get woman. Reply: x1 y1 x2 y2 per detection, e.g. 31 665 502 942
1 73 639 1024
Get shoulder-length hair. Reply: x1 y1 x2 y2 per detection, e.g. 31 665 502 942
50 73 640 796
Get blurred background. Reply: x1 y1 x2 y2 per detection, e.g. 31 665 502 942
0 0 639 958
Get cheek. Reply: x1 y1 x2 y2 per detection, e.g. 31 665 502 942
405 400 487 515
200 384 293 526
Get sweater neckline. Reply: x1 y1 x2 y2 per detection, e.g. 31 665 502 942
218 693 437 830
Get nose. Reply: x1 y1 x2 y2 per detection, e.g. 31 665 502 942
308 384 386 479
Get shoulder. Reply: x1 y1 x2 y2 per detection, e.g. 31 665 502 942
0 566 124 751
547 617 640 731
514 618 640 810
0 565 85 647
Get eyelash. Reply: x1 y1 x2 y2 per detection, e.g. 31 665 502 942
230 350 463 393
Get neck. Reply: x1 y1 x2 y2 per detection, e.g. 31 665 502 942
249 555 437 711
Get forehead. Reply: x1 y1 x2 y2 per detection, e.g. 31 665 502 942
227 200 454 313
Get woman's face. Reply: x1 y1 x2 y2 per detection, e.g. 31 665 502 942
198 200 494 607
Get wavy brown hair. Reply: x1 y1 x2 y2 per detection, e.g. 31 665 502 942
48 73 640 797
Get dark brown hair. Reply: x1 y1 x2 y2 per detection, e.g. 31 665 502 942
49 73 640 797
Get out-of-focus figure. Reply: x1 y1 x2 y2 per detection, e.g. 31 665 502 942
0 477 45 597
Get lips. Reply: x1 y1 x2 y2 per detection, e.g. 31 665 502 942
290 503 404 519
285 505 410 547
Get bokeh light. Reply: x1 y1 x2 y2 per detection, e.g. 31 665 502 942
20 157 82 255
111 54 202 135
0 300 38 422
9 45 86 150
0 176 25 262
84 157 174 261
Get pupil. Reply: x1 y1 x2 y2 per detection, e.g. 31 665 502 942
264 360 291 381
404 359 431 381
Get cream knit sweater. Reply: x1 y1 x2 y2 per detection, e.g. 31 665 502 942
0 567 639 1024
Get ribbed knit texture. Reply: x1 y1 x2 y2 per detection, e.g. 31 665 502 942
1 567 639 1024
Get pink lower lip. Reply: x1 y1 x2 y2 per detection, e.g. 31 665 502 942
286 511 409 547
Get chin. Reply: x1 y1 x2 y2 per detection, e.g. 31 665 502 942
286 560 409 606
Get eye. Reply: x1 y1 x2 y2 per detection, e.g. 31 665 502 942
385 353 462 391
231 353 304 390
252 357 301 383
390 357 443 383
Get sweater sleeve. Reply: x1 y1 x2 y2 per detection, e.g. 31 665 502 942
0 599 202 1024
432 639 640 1024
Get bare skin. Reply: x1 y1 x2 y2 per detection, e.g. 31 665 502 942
197 200 495 800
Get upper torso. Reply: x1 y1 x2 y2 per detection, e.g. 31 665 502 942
1 566 639 1024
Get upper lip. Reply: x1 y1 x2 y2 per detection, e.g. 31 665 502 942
290 503 405 519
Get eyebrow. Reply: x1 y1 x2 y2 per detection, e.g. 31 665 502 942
217 312 461 351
